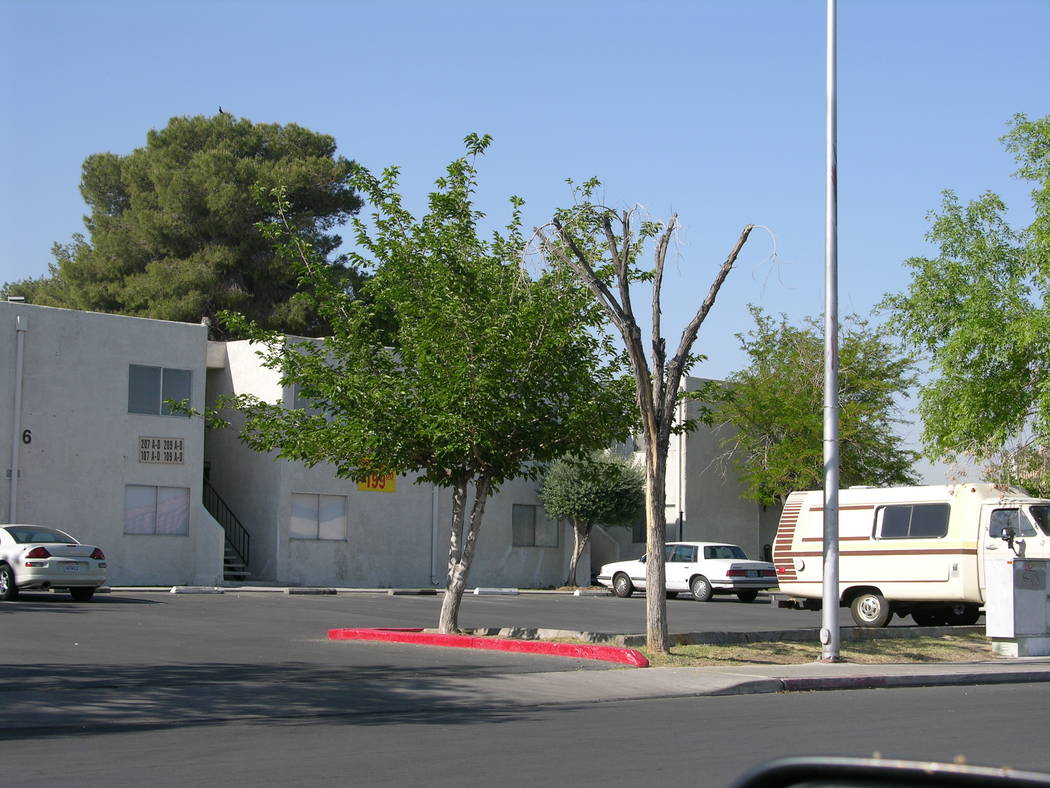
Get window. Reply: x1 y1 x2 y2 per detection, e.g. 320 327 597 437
6 526 77 544
124 485 190 535
876 503 950 539
667 544 697 562
989 509 1037 538
1029 506 1050 536
512 504 559 547
704 545 747 560
290 493 347 540
128 364 192 415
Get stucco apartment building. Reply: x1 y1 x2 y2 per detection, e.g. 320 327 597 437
1 301 778 588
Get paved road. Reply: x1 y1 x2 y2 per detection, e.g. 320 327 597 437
0 587 935 667
9 682 1048 786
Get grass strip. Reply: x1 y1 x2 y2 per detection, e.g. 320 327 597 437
635 633 993 667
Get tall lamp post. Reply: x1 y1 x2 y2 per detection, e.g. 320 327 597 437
821 0 842 663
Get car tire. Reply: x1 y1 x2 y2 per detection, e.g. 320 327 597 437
946 603 981 626
612 573 634 598
690 575 713 602
665 591 679 599
851 591 891 628
736 590 759 603
0 564 19 602
70 587 95 602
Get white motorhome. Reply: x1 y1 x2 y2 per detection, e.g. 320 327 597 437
772 483 1050 627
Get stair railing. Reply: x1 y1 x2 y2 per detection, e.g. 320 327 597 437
203 480 250 568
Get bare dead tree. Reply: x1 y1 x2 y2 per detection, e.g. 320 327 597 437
535 195 754 652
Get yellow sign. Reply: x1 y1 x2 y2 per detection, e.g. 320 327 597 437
357 474 396 493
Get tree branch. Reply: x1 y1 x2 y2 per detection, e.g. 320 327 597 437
663 224 755 427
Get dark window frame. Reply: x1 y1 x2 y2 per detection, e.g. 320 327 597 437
512 504 559 548
875 503 950 540
128 364 192 416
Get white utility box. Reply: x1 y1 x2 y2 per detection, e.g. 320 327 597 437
985 557 1050 657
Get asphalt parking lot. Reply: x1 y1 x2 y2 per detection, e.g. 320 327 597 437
2 586 921 669
0 589 988 740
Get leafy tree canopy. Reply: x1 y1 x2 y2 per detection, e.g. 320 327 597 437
881 114 1050 465
218 135 636 631
713 307 920 506
2 113 362 337
540 451 645 586
540 451 644 531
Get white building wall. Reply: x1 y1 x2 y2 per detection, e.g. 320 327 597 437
207 339 578 588
2 305 774 589
0 303 223 586
591 377 774 568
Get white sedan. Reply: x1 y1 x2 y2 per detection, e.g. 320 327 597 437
597 541 777 602
0 524 107 602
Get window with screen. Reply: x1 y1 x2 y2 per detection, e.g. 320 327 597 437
876 503 950 539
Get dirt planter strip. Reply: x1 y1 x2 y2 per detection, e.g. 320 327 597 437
327 627 649 668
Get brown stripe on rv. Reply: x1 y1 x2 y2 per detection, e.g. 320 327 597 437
779 548 978 558
808 504 876 512
777 578 948 584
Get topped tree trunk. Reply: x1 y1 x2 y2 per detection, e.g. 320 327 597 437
536 184 755 652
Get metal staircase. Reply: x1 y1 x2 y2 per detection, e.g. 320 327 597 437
203 480 252 583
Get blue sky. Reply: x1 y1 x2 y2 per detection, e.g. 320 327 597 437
2 0 1047 477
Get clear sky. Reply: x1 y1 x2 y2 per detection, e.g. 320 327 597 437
2 0 1047 479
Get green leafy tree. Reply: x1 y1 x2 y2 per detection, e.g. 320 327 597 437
713 307 920 506
536 179 756 652
218 137 635 633
1 113 363 337
539 452 645 587
881 114 1050 466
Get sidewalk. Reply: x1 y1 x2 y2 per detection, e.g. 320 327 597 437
467 657 1050 707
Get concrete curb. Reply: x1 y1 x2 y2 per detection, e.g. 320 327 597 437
169 586 224 594
327 627 649 667
775 669 1050 694
284 587 337 595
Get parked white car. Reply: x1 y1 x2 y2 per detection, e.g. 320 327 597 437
597 541 777 602
0 524 107 602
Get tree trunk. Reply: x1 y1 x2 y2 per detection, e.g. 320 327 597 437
445 479 467 582
565 520 593 587
644 439 669 652
438 474 492 633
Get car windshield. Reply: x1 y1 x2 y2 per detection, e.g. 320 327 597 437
1029 506 1050 536
5 526 78 545
704 545 747 560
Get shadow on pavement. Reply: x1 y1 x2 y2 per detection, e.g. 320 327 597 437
0 595 162 612
0 661 565 739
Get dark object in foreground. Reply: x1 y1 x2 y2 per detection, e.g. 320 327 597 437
729 756 1050 788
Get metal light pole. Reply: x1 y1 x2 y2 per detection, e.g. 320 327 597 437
821 0 842 662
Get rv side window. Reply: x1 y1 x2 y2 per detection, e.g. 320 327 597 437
876 503 950 539
990 509 1037 538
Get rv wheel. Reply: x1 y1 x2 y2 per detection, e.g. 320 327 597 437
911 609 946 627
946 603 981 626
851 592 891 627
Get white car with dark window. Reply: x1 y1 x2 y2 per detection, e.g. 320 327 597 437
0 525 107 602
597 541 777 602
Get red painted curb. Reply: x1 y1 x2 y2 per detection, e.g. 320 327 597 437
328 627 649 668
